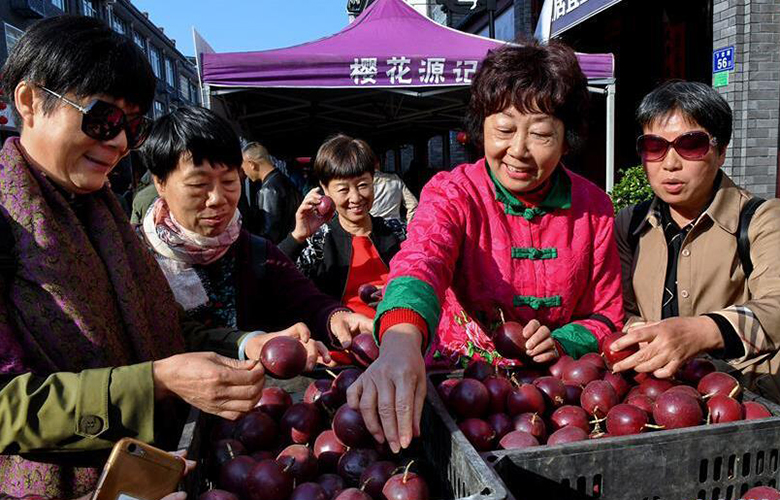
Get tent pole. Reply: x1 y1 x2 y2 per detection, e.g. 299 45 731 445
606 82 616 192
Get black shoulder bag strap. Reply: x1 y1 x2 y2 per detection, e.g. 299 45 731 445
737 197 766 278
627 199 653 255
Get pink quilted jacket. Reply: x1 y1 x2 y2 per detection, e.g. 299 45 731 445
376 160 624 368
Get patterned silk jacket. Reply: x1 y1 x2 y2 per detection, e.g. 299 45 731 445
376 159 624 367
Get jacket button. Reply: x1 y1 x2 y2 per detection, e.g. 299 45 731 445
682 249 691 257
680 290 690 299
79 415 104 435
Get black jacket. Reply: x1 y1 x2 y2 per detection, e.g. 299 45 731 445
256 170 302 244
278 216 405 300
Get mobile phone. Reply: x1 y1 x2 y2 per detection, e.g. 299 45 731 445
92 438 185 500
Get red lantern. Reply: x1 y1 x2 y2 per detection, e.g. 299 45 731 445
0 102 6 111
456 131 468 145
0 116 8 125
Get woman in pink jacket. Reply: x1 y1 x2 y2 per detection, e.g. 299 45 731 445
347 40 624 453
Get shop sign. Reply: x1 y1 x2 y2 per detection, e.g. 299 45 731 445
434 0 497 15
713 71 729 88
550 0 622 37
349 57 479 86
713 46 735 73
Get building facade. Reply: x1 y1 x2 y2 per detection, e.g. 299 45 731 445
712 0 780 197
1 0 201 142
349 0 780 197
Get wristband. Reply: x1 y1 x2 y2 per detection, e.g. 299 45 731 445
238 330 265 361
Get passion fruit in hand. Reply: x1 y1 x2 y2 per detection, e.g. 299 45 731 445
317 195 336 220
260 336 308 379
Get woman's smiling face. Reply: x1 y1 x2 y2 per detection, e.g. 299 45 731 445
322 172 375 225
483 106 566 195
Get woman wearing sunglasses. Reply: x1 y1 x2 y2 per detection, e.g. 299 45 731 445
0 17 278 497
347 41 625 453
611 81 780 400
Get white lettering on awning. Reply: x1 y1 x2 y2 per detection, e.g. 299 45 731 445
350 58 378 85
387 57 412 85
419 57 446 84
454 60 478 84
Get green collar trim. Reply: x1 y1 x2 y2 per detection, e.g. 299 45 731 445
513 295 562 310
487 164 572 219
511 247 558 260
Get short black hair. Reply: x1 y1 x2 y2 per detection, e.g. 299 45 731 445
1 15 156 117
466 39 590 152
314 134 377 185
636 80 732 151
141 106 243 183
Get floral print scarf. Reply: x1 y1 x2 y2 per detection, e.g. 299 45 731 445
141 197 241 311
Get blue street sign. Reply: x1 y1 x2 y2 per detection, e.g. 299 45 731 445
713 46 735 73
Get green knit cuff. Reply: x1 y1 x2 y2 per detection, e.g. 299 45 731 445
374 276 441 346
551 323 598 359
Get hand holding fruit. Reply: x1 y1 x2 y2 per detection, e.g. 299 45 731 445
329 311 373 349
347 325 426 453
291 188 335 243
358 283 384 308
610 316 724 378
153 352 265 421
522 319 560 364
245 322 331 373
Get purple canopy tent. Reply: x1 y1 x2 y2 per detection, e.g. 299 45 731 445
196 0 616 179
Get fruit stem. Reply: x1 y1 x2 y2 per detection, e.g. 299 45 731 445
729 384 741 398
326 369 338 379
403 460 414 484
644 424 665 430
226 442 235 461
498 308 506 325
360 478 372 492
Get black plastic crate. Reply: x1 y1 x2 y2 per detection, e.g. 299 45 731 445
178 372 507 500
428 371 780 500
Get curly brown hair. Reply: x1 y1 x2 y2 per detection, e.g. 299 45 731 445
466 39 590 153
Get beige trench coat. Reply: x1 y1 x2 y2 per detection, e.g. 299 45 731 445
615 173 780 401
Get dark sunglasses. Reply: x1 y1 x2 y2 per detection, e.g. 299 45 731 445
636 131 718 162
39 86 151 149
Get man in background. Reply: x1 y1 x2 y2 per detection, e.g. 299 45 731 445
242 142 301 243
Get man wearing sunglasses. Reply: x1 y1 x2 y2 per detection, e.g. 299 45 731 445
610 81 780 401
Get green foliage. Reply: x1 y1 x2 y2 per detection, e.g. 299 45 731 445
609 165 654 214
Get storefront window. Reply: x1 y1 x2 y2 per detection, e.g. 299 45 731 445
154 101 165 119
179 75 189 100
82 0 97 17
108 7 127 35
165 58 176 87
50 0 65 10
477 6 515 42
190 82 201 104
133 30 146 53
4 23 23 54
149 46 161 78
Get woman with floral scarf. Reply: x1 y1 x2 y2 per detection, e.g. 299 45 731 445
138 106 371 358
